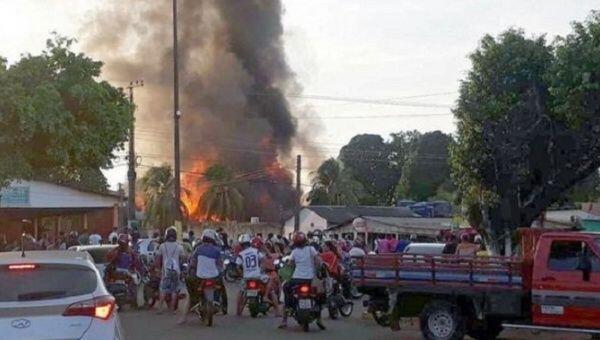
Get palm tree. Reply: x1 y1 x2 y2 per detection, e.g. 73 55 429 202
198 164 244 221
139 165 188 230
308 158 364 205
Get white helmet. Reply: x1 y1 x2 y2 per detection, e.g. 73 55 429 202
201 229 218 242
239 233 251 244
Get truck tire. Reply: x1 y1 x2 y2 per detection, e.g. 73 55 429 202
420 300 466 340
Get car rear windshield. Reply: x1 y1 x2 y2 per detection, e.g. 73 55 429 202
0 263 97 302
85 248 114 264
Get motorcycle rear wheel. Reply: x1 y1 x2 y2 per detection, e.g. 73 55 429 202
339 301 353 317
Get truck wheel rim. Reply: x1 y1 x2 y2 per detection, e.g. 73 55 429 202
428 311 453 338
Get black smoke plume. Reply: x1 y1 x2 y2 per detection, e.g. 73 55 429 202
83 0 299 222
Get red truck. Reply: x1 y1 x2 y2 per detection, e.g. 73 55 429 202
353 229 600 340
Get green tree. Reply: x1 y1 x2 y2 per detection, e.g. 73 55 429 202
140 165 182 230
0 35 132 191
307 158 364 206
451 12 600 249
339 134 399 205
199 164 244 221
396 131 453 201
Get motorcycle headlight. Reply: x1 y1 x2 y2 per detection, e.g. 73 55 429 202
224 259 230 265
274 259 281 266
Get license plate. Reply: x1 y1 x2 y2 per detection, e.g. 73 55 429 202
541 305 564 315
246 290 258 297
298 299 312 309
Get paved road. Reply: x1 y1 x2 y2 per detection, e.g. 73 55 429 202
120 283 589 340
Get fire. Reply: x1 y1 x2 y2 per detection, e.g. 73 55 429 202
181 159 211 221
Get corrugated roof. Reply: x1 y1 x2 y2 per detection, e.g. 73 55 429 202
306 205 417 225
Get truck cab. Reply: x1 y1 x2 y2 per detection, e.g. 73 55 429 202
531 232 600 329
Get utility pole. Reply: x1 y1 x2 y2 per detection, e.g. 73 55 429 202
172 0 182 221
126 80 143 223
294 154 301 232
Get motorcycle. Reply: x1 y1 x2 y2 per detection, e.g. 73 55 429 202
190 278 224 327
105 268 140 310
325 277 353 319
290 281 324 332
244 278 274 317
141 270 186 310
223 252 241 283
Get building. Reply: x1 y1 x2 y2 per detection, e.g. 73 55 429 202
0 180 123 243
283 206 453 245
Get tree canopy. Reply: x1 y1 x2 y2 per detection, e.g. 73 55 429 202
0 35 132 191
199 164 244 221
339 134 399 205
396 131 453 201
139 165 182 230
451 12 600 243
307 158 364 206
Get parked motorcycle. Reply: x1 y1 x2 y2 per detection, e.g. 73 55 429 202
190 278 224 327
325 277 353 319
244 278 274 317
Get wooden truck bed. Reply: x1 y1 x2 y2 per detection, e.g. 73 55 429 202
352 254 525 292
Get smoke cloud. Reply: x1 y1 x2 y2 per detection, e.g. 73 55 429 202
83 0 300 222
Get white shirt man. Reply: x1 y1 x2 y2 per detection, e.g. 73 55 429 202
89 233 102 245
236 246 264 279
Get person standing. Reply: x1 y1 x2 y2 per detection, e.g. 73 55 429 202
156 227 185 314
108 227 119 245
89 230 102 245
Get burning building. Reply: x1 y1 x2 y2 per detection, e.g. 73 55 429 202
84 0 300 222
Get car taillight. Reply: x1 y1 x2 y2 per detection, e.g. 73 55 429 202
298 284 310 294
63 295 115 320
247 280 258 289
9 264 37 270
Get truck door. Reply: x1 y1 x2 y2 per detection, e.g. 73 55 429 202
532 237 600 328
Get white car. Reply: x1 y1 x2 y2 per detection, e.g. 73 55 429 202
69 244 117 279
0 250 123 339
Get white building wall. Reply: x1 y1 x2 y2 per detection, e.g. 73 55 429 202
0 180 120 208
283 208 328 237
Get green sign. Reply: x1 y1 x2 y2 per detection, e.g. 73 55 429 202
0 186 30 205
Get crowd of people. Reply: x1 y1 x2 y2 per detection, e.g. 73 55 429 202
97 226 368 330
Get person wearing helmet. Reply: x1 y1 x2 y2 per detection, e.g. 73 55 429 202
106 234 136 272
179 228 226 324
155 227 185 314
105 233 139 305
279 231 324 329
235 234 266 316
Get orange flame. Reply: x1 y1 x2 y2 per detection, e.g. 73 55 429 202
181 159 211 221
